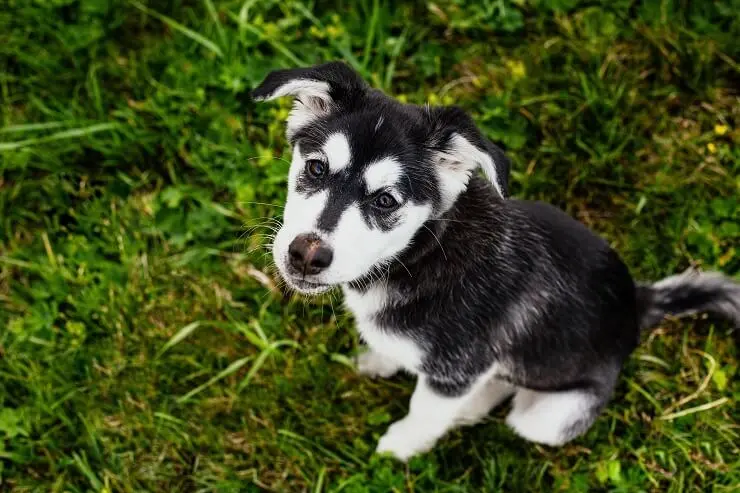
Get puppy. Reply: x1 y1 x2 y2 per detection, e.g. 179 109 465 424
252 62 740 461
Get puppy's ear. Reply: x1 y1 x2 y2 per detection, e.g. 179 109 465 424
426 106 510 202
252 61 368 139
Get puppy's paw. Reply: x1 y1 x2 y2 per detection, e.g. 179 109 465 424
375 417 434 462
355 349 400 379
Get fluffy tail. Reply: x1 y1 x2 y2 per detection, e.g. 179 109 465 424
636 269 740 330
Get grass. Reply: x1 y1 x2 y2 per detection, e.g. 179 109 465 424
1 0 738 491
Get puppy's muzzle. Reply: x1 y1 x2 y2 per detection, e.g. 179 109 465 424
288 234 333 276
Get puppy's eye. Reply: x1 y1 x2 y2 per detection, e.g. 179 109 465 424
373 192 398 210
305 159 327 178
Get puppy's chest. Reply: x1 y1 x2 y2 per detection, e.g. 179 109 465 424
342 285 423 371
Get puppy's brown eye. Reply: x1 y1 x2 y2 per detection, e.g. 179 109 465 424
305 159 327 178
374 192 398 210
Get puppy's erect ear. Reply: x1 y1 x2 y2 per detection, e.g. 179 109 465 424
252 61 368 139
426 106 510 203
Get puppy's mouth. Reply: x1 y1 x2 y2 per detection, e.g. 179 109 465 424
285 276 333 295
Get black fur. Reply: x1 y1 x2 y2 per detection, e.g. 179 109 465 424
253 62 512 200
253 61 740 453
355 177 639 398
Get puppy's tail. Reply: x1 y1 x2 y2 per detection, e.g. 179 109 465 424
636 269 740 330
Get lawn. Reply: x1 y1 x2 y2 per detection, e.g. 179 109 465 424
1 0 739 491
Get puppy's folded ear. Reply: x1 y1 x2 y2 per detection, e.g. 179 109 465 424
426 106 510 202
252 61 368 139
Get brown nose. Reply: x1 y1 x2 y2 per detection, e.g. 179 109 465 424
288 234 333 275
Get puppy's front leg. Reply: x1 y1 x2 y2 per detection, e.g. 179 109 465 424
376 375 473 461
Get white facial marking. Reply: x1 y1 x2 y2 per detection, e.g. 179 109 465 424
323 133 352 172
271 146 331 290
273 146 433 292
328 201 430 284
363 157 402 193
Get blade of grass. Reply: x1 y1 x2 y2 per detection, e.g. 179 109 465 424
278 430 363 467
291 3 363 74
71 452 103 490
314 467 327 493
362 0 380 69
130 1 223 58
0 256 43 271
157 321 203 358
203 0 227 52
227 11 305 66
0 121 71 134
0 122 119 151
177 356 252 403
237 339 299 391
383 25 409 90
658 397 730 421
41 232 57 270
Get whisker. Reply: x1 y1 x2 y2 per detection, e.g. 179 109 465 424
393 255 413 279
243 156 293 167
237 200 285 209
428 218 468 224
423 224 448 261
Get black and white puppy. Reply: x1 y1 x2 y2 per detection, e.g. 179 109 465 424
252 62 740 461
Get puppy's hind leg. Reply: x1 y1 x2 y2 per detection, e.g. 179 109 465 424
505 387 608 446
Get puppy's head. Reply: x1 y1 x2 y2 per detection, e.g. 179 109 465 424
253 62 509 294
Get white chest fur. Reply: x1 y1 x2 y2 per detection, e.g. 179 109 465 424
342 284 423 373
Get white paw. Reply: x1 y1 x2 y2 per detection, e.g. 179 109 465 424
356 350 400 378
375 417 436 461
505 411 567 446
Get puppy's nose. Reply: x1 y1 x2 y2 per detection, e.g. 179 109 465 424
288 234 333 275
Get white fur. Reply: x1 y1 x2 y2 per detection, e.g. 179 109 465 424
355 348 402 378
255 79 330 101
377 365 504 461
436 160 471 213
456 377 515 425
344 284 422 373
286 144 305 190
272 147 330 289
506 389 593 446
274 145 434 289
253 79 332 139
323 133 352 171
436 133 504 210
328 202 431 284
286 100 318 140
376 376 456 460
355 324 422 373
363 157 402 193
342 283 387 317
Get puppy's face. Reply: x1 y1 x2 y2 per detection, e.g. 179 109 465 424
252 62 510 294
274 113 435 293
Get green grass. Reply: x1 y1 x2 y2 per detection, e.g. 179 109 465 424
1 0 739 491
